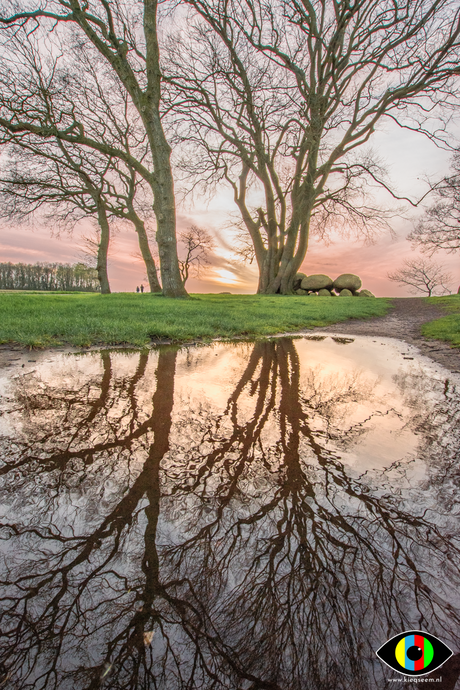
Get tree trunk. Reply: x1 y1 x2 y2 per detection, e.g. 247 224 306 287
131 216 162 293
149 137 188 298
256 237 304 295
142 0 188 299
256 211 311 295
142 348 177 593
156 214 187 297
96 203 111 294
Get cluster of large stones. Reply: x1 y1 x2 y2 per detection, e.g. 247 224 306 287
294 273 375 297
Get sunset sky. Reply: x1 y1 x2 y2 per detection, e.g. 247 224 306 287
1 119 459 296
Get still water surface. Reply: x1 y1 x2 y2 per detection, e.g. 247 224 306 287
0 335 459 689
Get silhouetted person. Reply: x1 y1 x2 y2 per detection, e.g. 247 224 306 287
140 284 144 293
136 286 140 293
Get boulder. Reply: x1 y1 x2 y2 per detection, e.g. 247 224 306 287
307 291 318 297
296 288 308 295
318 288 332 297
294 272 308 289
301 274 333 291
333 273 362 292
359 289 375 298
339 288 353 297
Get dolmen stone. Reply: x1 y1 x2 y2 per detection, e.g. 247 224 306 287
317 288 332 296
296 288 308 295
359 289 375 297
294 272 308 289
301 274 333 291
307 291 318 297
333 273 362 292
339 288 353 297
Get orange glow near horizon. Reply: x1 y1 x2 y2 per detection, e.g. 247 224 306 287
213 268 239 285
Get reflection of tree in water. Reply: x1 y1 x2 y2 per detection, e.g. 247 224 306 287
393 366 460 511
0 340 458 689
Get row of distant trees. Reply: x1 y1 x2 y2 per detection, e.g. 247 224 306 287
0 262 100 292
0 1 460 296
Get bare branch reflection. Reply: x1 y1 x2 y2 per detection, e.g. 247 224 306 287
0 340 458 689
393 366 460 512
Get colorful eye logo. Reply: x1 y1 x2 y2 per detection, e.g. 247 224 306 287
376 630 452 677
395 634 433 672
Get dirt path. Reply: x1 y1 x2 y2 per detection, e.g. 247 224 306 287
314 297 460 373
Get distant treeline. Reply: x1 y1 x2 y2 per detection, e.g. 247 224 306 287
0 262 100 292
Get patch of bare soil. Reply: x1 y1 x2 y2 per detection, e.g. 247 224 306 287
0 346 53 371
314 297 460 374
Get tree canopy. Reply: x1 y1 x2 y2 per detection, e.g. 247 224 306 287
409 150 460 255
0 0 186 296
1 0 460 293
167 0 460 292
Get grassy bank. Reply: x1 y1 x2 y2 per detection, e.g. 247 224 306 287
0 292 390 348
423 295 460 348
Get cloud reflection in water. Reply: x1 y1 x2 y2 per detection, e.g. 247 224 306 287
0 337 458 689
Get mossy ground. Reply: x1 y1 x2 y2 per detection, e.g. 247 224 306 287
0 291 390 348
422 295 460 348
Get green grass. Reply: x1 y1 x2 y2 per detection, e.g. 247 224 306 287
422 295 460 348
0 292 390 348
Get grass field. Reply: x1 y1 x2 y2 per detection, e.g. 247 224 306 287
423 295 460 348
0 291 390 348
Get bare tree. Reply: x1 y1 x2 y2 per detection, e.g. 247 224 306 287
165 0 460 293
0 144 116 293
0 1 187 297
0 42 162 293
178 225 215 286
409 151 460 254
388 258 452 296
0 141 163 294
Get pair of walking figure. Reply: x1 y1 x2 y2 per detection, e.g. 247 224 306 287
136 285 144 293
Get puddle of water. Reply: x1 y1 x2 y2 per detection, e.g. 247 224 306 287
0 335 459 689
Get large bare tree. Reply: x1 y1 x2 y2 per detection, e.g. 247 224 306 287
1 141 116 294
0 138 162 294
165 0 460 293
0 0 187 297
